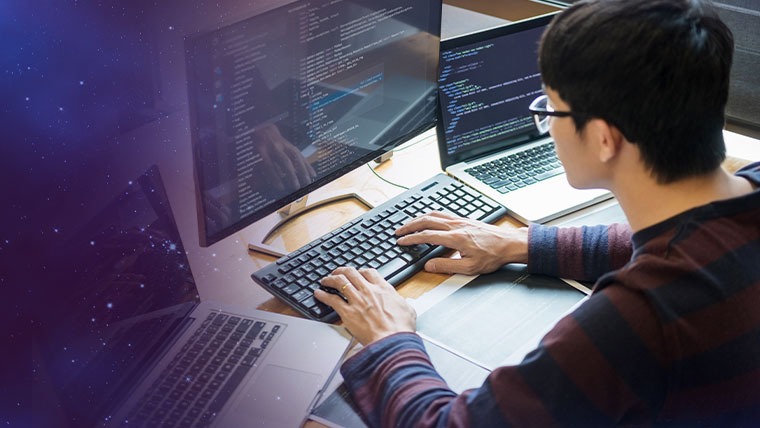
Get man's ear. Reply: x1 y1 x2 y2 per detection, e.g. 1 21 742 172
590 119 624 163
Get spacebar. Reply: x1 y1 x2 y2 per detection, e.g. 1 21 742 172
535 168 563 181
377 257 411 280
208 364 252 414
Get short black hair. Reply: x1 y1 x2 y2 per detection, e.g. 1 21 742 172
539 0 734 183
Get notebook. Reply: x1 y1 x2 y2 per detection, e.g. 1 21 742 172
47 165 350 428
436 13 612 224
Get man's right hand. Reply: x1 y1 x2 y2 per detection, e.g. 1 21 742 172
395 211 528 275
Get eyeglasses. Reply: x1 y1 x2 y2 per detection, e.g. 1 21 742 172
528 94 579 134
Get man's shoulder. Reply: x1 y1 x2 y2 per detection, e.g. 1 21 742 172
597 210 758 322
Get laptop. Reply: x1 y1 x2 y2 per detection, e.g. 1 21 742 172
46 165 350 428
436 13 612 224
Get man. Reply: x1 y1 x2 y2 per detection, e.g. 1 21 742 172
314 0 760 425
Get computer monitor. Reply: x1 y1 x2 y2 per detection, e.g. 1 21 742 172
185 0 442 248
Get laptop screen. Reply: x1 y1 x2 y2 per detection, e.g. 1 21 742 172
43 165 201 426
437 14 555 167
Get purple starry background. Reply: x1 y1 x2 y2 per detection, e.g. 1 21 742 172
0 1 218 426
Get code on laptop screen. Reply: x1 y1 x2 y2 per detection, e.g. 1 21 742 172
439 24 546 157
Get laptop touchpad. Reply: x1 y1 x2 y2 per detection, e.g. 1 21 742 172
225 365 323 427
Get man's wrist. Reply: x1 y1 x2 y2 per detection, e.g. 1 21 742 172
503 226 529 265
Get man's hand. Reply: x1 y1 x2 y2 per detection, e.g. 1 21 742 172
255 124 316 192
395 211 528 275
314 267 416 346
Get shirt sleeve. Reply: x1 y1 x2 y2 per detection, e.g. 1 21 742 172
527 223 633 282
340 285 667 427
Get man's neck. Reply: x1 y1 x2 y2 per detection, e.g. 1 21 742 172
613 167 755 233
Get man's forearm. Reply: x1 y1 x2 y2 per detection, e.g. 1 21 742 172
340 332 459 428
527 223 633 282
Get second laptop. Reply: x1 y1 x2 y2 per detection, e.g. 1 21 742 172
436 13 612 224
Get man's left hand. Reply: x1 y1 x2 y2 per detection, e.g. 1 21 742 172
314 267 416 346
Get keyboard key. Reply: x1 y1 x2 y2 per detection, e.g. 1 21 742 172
401 244 431 258
301 295 317 308
292 289 310 302
246 322 265 339
376 257 409 279
535 167 563 181
241 355 257 367
207 364 252 413
212 314 227 325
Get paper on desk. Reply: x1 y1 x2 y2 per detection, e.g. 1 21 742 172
406 272 477 316
498 295 588 366
414 265 587 370
724 129 760 161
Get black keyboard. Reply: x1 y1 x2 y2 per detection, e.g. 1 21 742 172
465 142 563 194
252 173 507 322
124 312 282 428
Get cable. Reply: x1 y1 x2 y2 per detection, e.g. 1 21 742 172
393 134 436 152
367 164 409 190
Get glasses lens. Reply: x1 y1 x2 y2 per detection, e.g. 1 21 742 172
529 94 547 111
534 115 549 134
530 95 550 134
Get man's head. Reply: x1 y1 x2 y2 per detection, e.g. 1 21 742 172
539 0 734 184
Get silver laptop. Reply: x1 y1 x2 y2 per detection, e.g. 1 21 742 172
436 13 611 224
51 165 350 428
108 302 350 428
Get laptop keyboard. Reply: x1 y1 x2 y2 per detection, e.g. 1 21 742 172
464 142 563 193
123 312 282 428
252 173 507 322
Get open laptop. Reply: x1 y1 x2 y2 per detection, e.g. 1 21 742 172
436 13 612 224
46 165 350 428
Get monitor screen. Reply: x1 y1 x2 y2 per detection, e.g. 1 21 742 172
437 18 549 165
186 0 442 246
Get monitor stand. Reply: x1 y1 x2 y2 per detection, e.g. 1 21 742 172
247 189 376 258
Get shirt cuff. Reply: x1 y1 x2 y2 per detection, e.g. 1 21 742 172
527 223 559 277
341 332 425 380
